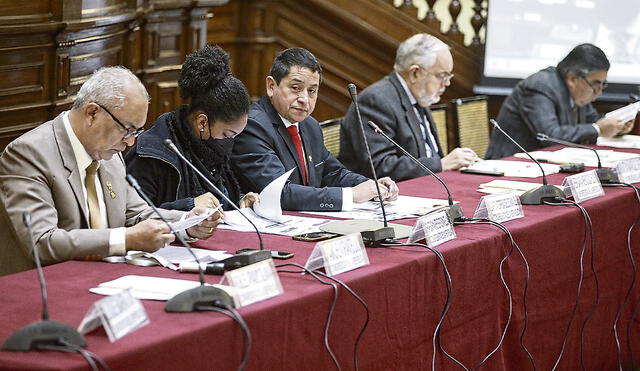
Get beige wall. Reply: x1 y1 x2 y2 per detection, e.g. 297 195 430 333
393 0 486 46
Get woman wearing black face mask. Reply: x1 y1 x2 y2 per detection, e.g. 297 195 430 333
125 45 257 212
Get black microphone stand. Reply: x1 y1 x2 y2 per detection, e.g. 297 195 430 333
126 175 234 313
367 120 464 222
490 119 565 204
536 133 618 184
348 83 395 244
2 212 86 350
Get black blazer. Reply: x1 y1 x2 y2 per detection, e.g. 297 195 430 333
485 67 600 159
339 72 444 181
230 96 369 211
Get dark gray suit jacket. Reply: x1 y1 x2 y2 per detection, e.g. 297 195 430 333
485 67 600 159
0 114 183 276
230 96 369 211
339 72 444 181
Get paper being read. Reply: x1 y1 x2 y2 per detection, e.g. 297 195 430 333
252 168 294 222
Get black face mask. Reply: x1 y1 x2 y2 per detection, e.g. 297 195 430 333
203 137 234 156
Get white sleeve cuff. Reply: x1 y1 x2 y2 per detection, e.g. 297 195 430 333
108 227 127 256
341 187 354 211
592 123 601 135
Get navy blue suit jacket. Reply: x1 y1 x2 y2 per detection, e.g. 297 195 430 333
231 96 369 211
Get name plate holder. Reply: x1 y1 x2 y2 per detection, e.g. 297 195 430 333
562 170 604 203
407 208 456 247
78 288 149 342
615 157 640 184
473 191 524 223
304 233 369 276
222 259 283 308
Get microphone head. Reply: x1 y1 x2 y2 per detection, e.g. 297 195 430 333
163 139 175 149
536 133 549 141
489 119 500 129
125 174 140 189
367 120 380 132
347 83 357 101
22 211 31 226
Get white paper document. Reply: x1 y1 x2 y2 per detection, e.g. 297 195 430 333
301 195 454 221
520 148 640 167
147 246 231 265
252 169 294 222
605 101 640 123
90 275 208 301
465 160 560 178
219 209 332 236
477 179 547 196
169 207 218 232
597 135 640 149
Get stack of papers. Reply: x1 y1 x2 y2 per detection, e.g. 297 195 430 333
302 195 455 221
90 275 234 301
518 147 640 167
465 160 560 178
597 135 640 149
478 179 547 196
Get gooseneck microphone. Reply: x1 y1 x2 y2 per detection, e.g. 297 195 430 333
536 133 618 183
126 175 234 312
490 119 565 204
163 139 263 251
2 212 86 350
348 83 395 243
367 120 464 222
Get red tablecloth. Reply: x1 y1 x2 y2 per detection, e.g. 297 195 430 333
1 146 639 370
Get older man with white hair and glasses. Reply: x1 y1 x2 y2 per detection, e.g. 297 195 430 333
340 33 477 181
0 66 219 276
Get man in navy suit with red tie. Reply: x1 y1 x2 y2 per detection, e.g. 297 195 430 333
231 48 399 211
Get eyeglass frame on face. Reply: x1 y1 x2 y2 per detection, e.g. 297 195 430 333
417 65 454 84
94 103 145 139
580 75 608 95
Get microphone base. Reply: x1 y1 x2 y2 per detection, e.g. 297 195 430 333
361 226 396 247
520 185 565 205
596 167 619 184
2 320 86 351
446 204 465 222
165 285 235 313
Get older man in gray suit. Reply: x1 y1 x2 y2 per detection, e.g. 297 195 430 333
0 67 219 276
340 33 477 181
485 43 632 159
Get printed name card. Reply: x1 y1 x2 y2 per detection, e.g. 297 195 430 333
615 157 640 184
223 259 283 307
304 233 369 276
473 191 524 223
408 208 456 247
78 288 149 342
562 170 604 203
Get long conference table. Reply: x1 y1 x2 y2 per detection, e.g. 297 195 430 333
1 145 640 370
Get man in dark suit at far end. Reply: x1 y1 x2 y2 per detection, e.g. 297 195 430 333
231 48 399 212
485 43 633 159
340 33 477 181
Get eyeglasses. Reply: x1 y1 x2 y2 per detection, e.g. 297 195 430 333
95 103 145 139
419 67 454 83
581 76 608 94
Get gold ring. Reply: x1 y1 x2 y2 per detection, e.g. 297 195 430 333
209 227 214 233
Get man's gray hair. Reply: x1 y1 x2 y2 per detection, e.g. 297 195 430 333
393 34 449 73
72 66 150 110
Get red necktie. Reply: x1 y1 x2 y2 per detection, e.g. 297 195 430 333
286 125 307 185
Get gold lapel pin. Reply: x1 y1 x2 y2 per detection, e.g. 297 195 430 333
106 182 116 199
307 155 313 162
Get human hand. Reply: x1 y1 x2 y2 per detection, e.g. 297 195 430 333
194 192 221 210
596 117 624 137
352 179 389 203
125 219 175 252
441 147 478 171
239 192 260 208
185 207 221 240
618 119 635 135
377 177 399 201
